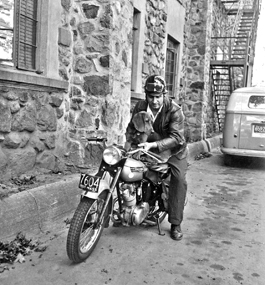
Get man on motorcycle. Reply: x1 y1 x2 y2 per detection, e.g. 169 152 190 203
125 74 188 241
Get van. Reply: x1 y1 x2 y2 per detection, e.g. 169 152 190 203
221 87 265 165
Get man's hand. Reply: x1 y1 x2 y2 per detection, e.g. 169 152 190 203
149 163 169 172
138 142 157 151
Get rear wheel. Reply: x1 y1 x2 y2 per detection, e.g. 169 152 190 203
66 191 110 263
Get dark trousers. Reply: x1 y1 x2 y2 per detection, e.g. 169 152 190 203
167 156 188 225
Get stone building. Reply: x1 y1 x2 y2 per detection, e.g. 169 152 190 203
0 0 260 180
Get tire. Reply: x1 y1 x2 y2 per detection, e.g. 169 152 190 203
66 191 110 263
224 154 233 166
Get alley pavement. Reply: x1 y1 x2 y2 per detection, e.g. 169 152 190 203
0 135 221 240
0 145 264 285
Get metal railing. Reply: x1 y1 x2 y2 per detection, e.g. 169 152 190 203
210 35 250 61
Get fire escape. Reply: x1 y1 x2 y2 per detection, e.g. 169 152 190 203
210 0 261 131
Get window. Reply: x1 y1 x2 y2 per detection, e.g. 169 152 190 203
16 0 38 70
131 8 140 92
165 37 179 98
0 0 14 65
0 0 68 90
248 95 265 109
0 0 38 71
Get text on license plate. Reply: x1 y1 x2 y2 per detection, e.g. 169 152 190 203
252 124 265 137
79 174 101 193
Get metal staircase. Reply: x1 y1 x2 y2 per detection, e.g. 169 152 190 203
210 0 260 131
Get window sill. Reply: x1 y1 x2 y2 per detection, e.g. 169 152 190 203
131 91 145 100
0 68 69 91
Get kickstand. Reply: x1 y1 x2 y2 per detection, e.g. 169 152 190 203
156 215 165 236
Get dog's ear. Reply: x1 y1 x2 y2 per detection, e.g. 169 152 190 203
132 111 153 133
132 112 146 132
143 113 153 133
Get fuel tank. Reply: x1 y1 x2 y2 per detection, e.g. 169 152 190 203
120 158 146 182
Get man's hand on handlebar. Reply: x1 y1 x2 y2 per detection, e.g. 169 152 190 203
138 141 157 152
149 163 169 173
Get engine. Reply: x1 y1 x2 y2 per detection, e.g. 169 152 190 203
119 182 150 226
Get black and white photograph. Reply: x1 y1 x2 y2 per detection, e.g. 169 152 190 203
0 0 264 284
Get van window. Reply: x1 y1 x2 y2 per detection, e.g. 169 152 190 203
248 95 265 109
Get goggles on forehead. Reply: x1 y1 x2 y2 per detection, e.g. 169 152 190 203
145 82 164 93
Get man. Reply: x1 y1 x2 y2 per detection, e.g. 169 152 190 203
125 74 188 241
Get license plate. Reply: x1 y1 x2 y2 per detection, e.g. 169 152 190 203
79 174 101 193
252 124 265 137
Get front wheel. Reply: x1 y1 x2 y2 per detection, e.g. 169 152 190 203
66 192 110 263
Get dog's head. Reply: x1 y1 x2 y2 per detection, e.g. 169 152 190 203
129 111 154 145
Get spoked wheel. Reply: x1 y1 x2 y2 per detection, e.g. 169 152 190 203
66 191 110 263
111 197 123 226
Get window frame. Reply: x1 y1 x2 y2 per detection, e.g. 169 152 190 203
0 0 68 91
14 0 39 71
130 1 146 100
0 0 14 65
131 8 140 93
165 36 179 98
248 95 265 109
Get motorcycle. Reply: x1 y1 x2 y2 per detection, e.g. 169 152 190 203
66 137 170 263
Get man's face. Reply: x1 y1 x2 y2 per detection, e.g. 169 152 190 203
146 93 164 111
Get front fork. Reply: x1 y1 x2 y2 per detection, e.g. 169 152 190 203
96 167 122 228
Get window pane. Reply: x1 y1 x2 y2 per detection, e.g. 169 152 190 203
17 0 38 70
248 95 265 109
165 37 178 98
131 9 140 92
0 0 14 65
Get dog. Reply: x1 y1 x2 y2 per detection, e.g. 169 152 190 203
132 111 154 142
125 111 154 148
126 111 170 162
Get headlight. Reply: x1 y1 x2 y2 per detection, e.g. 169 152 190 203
103 146 122 165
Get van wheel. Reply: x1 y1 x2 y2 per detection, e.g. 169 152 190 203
224 154 233 166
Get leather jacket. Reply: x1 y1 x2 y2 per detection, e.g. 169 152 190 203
125 96 187 160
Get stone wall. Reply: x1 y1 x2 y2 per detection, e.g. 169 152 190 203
0 0 244 182
143 0 167 77
0 0 134 180
180 0 210 142
59 0 133 169
0 87 66 178
131 0 168 110
180 0 228 142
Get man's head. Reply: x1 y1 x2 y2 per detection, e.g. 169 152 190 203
144 75 167 111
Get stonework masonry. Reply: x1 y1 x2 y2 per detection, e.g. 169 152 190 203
60 0 134 172
180 0 230 142
0 0 243 182
0 0 135 180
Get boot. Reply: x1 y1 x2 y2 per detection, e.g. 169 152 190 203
170 224 183 240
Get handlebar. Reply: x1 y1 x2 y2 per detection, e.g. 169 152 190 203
127 148 163 163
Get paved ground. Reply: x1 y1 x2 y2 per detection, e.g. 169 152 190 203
0 148 264 285
0 135 221 241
